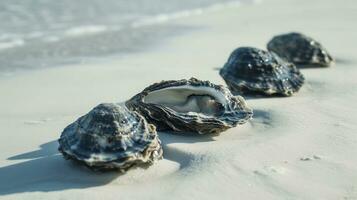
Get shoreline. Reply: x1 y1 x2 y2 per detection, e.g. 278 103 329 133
1 0 357 199
0 0 247 77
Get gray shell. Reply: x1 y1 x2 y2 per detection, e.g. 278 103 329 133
219 47 304 96
125 78 253 135
267 32 333 67
58 103 162 171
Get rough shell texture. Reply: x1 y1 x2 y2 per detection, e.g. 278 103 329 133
219 47 305 96
267 32 333 67
58 103 162 171
125 78 253 135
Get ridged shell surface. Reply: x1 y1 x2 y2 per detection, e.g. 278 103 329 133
126 78 253 134
58 103 162 171
219 47 304 96
267 32 333 67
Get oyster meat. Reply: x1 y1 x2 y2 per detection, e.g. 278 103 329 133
267 32 333 67
58 103 162 171
219 47 304 96
126 78 252 134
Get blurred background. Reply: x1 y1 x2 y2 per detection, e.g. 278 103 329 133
0 0 242 74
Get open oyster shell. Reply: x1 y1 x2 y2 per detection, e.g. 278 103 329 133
125 78 253 134
58 103 162 171
267 32 334 67
219 47 305 96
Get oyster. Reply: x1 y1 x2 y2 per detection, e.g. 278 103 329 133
219 47 304 96
267 32 333 67
126 78 252 134
58 103 162 171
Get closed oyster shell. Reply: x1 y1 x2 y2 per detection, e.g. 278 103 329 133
125 78 252 134
267 32 333 67
219 47 304 96
58 103 162 171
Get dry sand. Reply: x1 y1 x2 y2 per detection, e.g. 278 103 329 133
0 0 357 199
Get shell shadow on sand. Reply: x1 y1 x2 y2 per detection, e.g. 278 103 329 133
334 57 355 66
0 141 120 196
238 93 289 100
249 109 274 130
7 141 58 160
158 131 214 169
0 132 215 195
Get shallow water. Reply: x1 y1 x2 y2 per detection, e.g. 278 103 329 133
0 0 243 74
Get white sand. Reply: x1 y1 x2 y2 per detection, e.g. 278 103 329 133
1 0 357 199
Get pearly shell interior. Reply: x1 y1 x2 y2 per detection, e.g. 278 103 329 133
143 85 226 115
